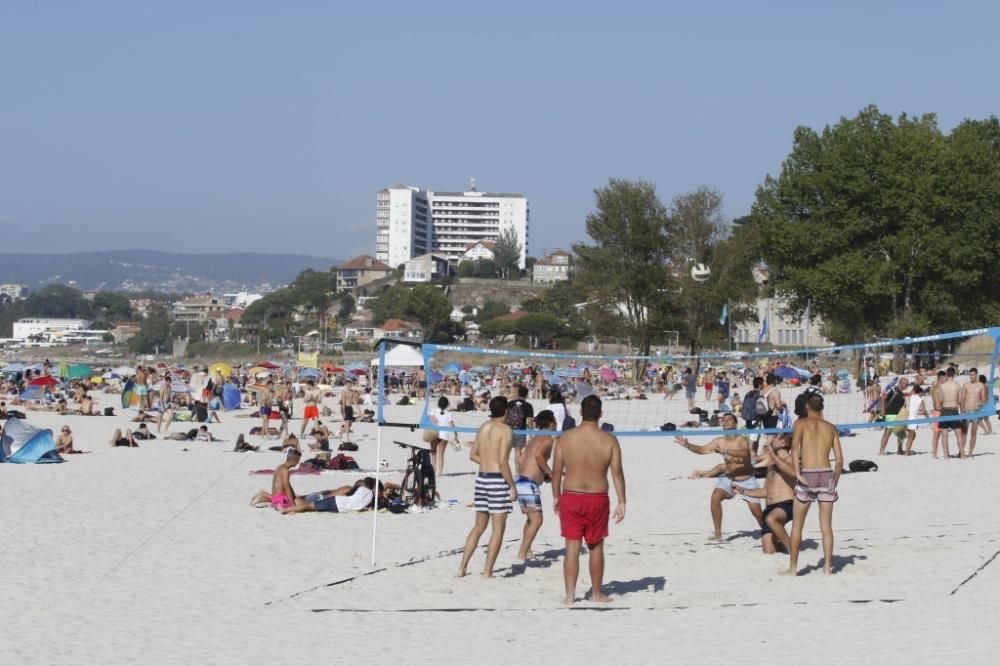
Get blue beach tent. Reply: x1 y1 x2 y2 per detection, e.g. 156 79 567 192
222 384 242 410
0 418 64 464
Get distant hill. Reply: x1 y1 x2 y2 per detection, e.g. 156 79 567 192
0 250 340 293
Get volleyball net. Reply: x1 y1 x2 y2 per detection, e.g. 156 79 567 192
376 327 1000 439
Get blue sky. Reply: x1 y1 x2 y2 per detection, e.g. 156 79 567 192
3 1 998 260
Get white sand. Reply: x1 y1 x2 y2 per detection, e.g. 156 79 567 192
1 387 998 665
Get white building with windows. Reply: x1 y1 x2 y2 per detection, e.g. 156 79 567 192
376 185 432 269
12 318 90 341
403 253 451 283
375 181 529 269
732 297 832 348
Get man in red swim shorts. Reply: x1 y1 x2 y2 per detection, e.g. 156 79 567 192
301 379 322 436
552 395 626 605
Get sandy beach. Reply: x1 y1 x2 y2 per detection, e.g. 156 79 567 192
2 387 998 665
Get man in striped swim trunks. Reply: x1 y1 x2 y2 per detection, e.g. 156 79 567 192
458 396 517 578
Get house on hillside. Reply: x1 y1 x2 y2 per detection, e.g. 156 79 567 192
461 240 496 262
336 255 392 291
375 318 423 341
403 253 451 283
532 250 571 283
172 294 224 323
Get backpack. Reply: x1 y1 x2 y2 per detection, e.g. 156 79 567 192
848 459 878 473
756 389 772 417
740 390 760 423
506 400 526 430
884 386 905 415
562 413 576 431
329 453 358 470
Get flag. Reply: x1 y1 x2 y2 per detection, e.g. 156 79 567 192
297 351 319 369
758 316 769 343
719 304 728 327
800 301 811 331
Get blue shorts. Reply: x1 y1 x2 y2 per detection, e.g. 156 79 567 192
716 475 761 504
515 475 542 513
313 497 339 512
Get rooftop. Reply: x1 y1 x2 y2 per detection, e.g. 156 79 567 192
338 255 391 271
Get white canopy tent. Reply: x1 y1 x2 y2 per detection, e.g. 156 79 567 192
370 343 424 368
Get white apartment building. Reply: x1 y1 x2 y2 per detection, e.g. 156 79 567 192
375 181 529 269
376 185 432 269
12 318 90 341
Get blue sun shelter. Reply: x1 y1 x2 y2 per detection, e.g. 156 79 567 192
0 418 64 464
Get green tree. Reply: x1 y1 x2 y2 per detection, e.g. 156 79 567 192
476 299 510 322
493 228 522 279
572 179 674 357
457 261 475 278
369 285 410 325
129 304 172 354
92 291 133 321
750 106 1000 340
337 294 356 323
404 284 451 332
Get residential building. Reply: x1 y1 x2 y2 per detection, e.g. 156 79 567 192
428 184 528 268
376 185 432 269
532 249 571 283
375 318 423 341
12 318 90 341
375 181 529 269
222 292 263 309
112 322 142 343
0 283 28 301
336 255 392 291
461 240 496 262
172 294 225 323
403 253 451 283
732 296 832 348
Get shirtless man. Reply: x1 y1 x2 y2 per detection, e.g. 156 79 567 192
552 395 625 605
734 435 796 554
250 449 301 510
515 409 557 560
703 367 715 401
960 369 984 457
338 386 356 444
458 396 516 578
134 365 150 411
56 425 84 454
932 367 964 458
788 394 843 576
301 379 321 436
259 381 275 439
676 412 763 539
415 366 427 399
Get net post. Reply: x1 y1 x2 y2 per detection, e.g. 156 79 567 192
371 339 387 568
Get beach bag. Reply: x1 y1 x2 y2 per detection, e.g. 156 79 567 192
740 390 760 423
849 459 878 473
329 453 351 470
103 407 115 416
562 413 576 431
421 429 437 443
756 389 772 418
338 441 359 452
505 400 526 430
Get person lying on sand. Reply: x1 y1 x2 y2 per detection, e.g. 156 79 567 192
110 428 140 448
281 478 400 514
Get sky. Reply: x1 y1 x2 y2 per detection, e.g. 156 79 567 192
3 1 999 260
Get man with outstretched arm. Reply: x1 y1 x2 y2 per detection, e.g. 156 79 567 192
457 396 517 578
552 395 626 605
787 394 844 575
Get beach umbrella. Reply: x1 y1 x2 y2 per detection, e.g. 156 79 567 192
599 367 618 382
299 368 321 378
350 368 368 377
171 382 194 394
66 364 93 379
29 376 60 387
248 366 270 377
114 365 136 377
19 385 43 401
328 365 346 374
428 371 443 383
90 376 104 384
442 362 462 375
209 362 233 377
102 372 121 380
258 361 280 369
773 366 801 381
